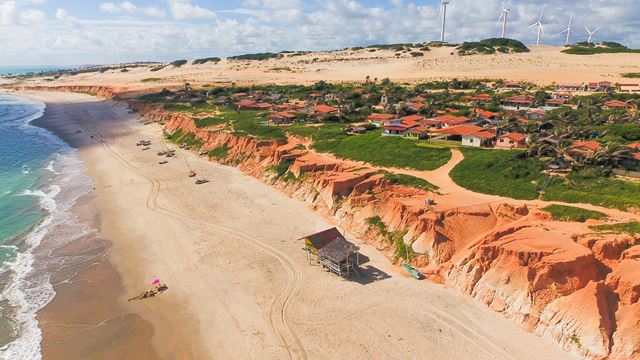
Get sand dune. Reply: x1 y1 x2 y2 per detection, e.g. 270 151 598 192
9 46 640 93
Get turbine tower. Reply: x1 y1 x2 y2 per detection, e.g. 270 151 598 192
498 1 510 38
585 26 600 43
440 0 450 43
557 13 574 46
529 5 545 46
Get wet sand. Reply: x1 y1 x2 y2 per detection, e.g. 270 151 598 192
24 90 576 360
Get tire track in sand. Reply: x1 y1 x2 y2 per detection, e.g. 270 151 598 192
76 105 307 360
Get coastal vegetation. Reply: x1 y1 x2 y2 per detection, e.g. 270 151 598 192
313 131 452 171
589 221 640 235
542 205 607 222
365 216 415 261
141 77 162 83
562 42 640 55
622 73 640 78
170 60 188 67
193 57 221 65
138 77 640 212
377 170 439 191
450 149 544 199
208 145 229 159
228 53 280 61
457 38 529 55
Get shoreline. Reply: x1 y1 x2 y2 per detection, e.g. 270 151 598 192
18 90 575 360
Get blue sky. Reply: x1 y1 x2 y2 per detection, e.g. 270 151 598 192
0 0 638 65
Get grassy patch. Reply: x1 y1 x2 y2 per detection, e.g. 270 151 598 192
267 158 294 178
589 222 640 235
314 131 452 171
622 73 640 78
366 216 389 237
542 205 607 222
377 170 438 191
165 128 184 143
286 124 347 142
543 173 640 211
195 117 226 128
141 77 162 83
450 148 545 200
208 145 229 159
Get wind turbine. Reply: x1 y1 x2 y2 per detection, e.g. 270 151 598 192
498 1 510 38
557 13 574 46
585 26 600 43
439 0 450 43
529 5 545 46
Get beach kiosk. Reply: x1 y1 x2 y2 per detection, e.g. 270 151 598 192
302 228 360 277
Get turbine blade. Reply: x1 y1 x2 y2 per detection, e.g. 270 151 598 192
593 27 601 33
530 22 538 28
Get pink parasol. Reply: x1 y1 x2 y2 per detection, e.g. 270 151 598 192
150 278 161 285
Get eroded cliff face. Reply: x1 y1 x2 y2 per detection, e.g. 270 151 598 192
160 113 639 360
18 85 118 99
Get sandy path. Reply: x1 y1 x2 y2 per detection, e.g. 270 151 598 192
308 146 640 221
20 91 575 359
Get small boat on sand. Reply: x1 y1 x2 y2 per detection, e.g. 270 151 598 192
402 263 423 280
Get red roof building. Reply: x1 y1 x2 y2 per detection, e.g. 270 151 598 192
569 141 603 157
400 114 425 123
311 105 339 114
603 100 628 109
495 133 527 149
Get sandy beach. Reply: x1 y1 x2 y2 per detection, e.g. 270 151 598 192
21 90 576 359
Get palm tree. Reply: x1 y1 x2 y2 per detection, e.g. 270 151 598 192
592 143 634 168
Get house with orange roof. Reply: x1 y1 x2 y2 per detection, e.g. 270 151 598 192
545 99 566 108
400 114 425 123
406 125 430 139
552 92 573 101
431 114 470 128
383 123 417 137
465 94 493 103
405 103 425 111
367 113 396 127
603 100 628 109
526 109 546 120
504 95 534 109
495 133 527 149
474 109 499 120
433 124 495 147
267 111 297 125
587 81 613 92
567 141 603 159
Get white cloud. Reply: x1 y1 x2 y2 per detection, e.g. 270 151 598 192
18 8 44 24
99 1 165 17
1 0 640 66
168 0 216 21
0 0 18 25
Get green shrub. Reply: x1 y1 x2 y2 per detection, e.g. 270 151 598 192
193 57 221 65
228 53 279 61
542 205 607 222
377 170 438 191
171 60 188 67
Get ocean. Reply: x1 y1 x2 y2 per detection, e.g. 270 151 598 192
0 67 68 77
0 94 94 359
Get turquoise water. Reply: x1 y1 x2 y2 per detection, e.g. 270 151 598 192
0 66 68 76
0 94 94 359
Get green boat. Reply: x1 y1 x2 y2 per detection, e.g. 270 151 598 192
402 263 423 280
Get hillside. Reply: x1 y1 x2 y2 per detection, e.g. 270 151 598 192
457 38 530 56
